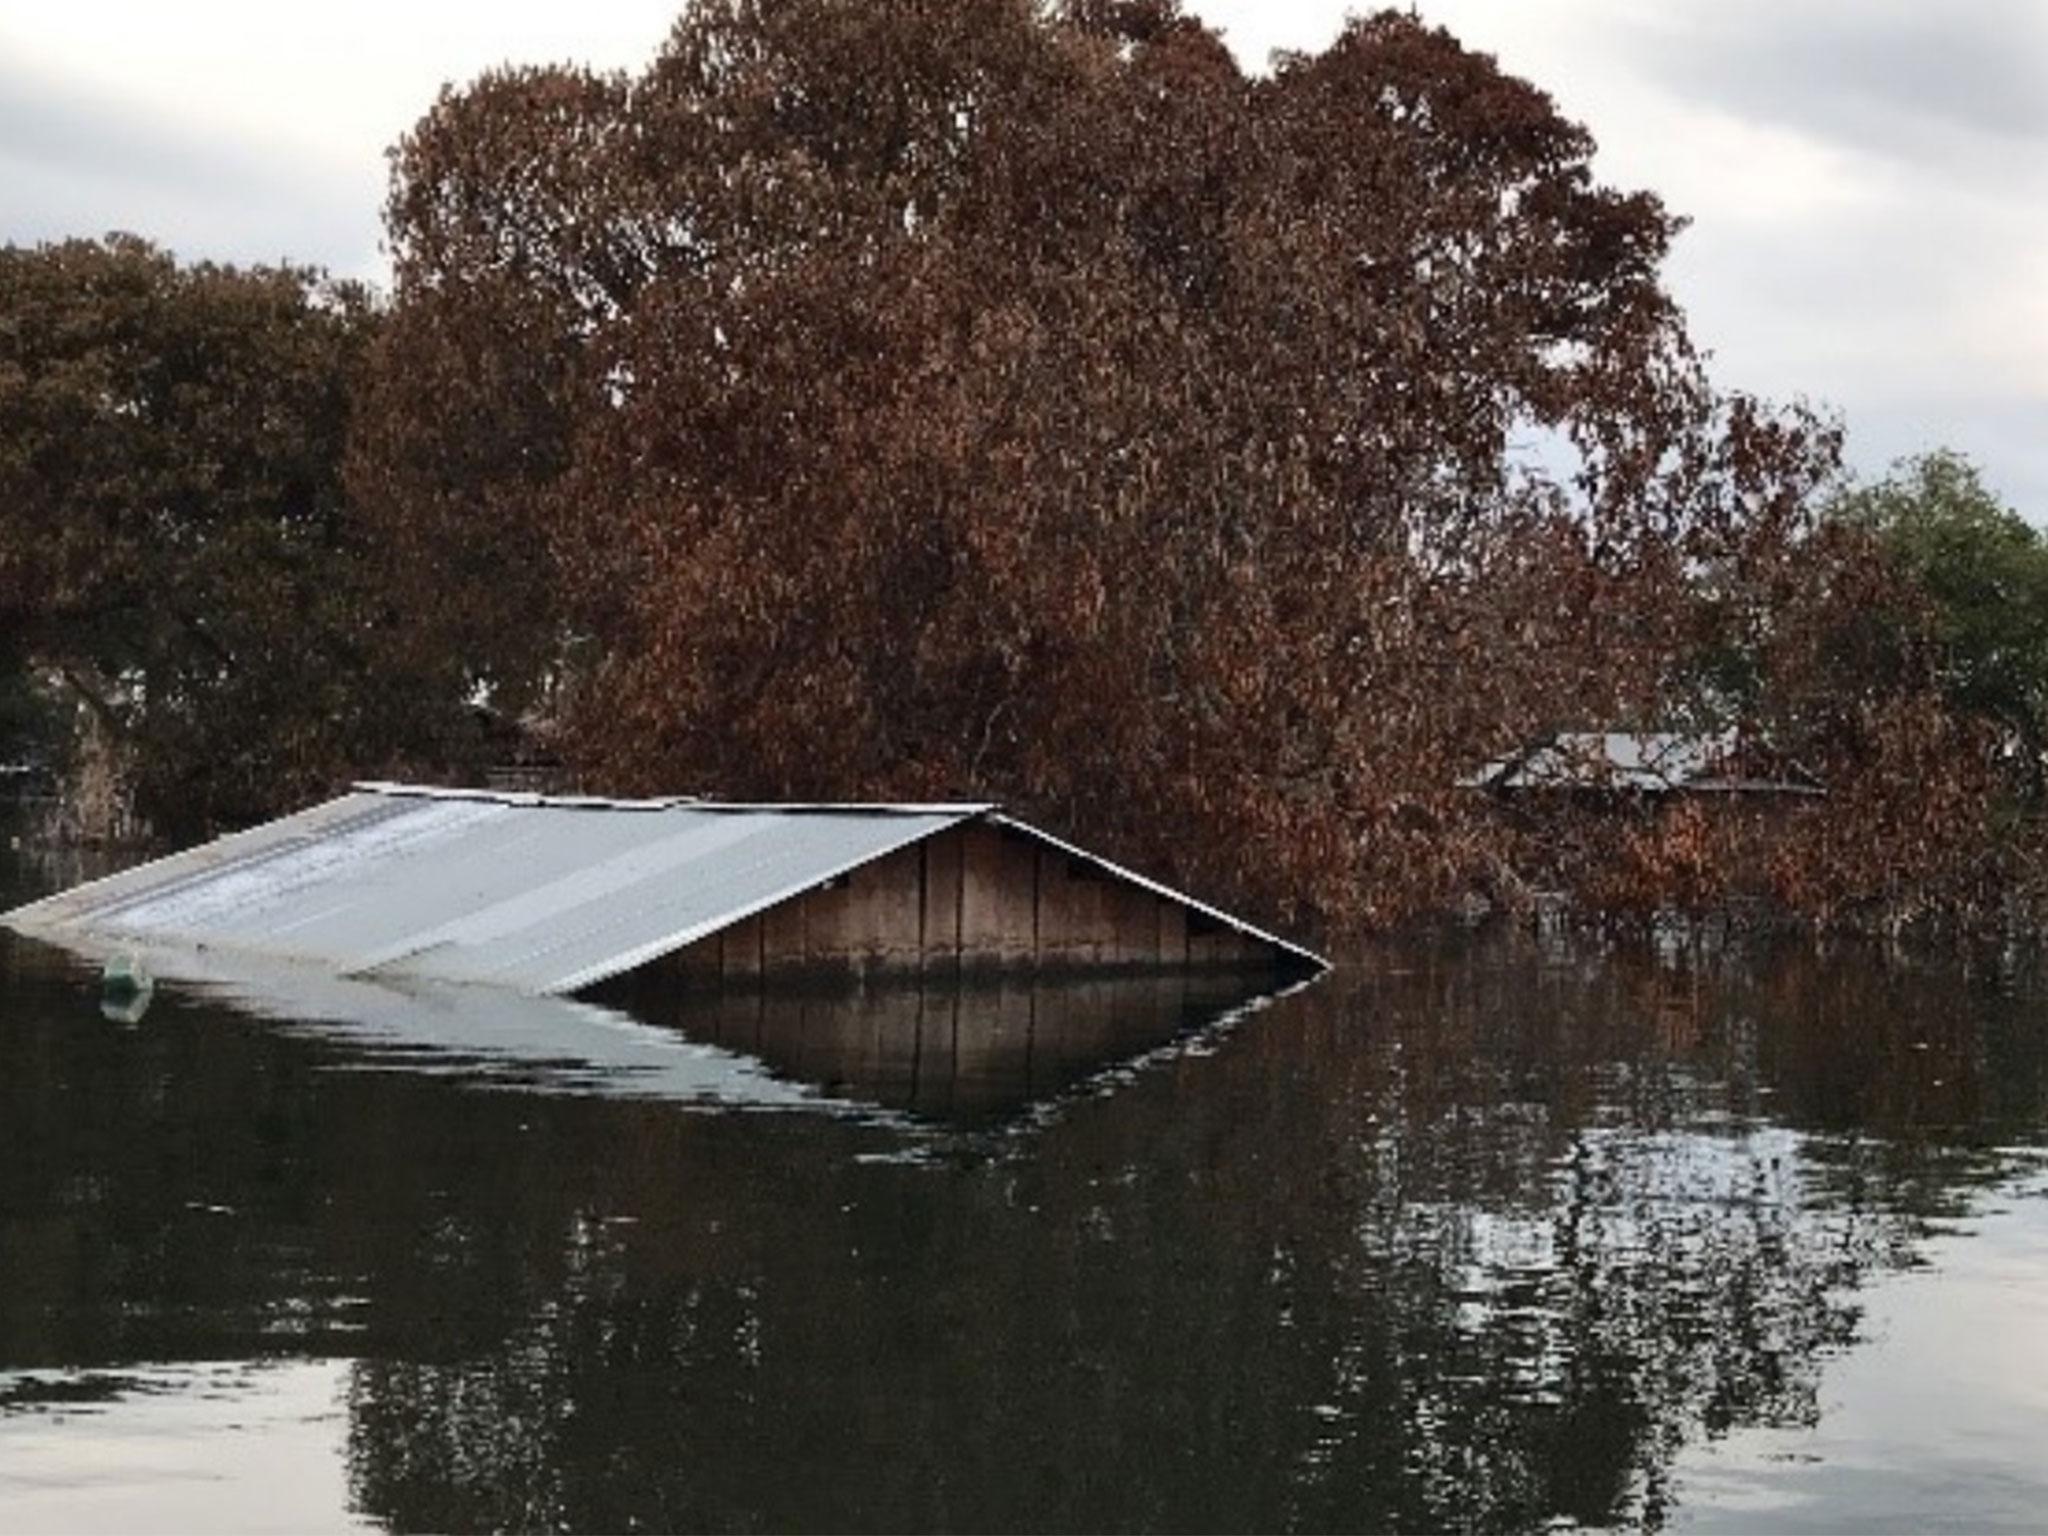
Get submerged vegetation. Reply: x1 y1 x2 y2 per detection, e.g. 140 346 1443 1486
1 0 2042 941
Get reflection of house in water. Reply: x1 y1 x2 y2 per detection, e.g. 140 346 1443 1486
3 783 1323 1117
600 970 1294 1123
40 946 1286 1123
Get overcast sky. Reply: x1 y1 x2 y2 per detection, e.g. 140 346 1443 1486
4 1 2043 514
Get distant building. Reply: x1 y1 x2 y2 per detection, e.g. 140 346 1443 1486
1465 731 1824 798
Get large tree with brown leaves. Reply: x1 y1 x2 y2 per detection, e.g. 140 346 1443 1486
357 0 2003 937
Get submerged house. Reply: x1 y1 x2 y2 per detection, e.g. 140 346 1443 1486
1 782 1323 994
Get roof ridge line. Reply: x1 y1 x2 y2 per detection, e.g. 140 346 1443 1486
351 781 999 815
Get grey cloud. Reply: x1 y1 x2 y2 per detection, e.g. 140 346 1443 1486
1845 397 2048 518
1628 0 2048 171
1594 1 2048 518
0 57 383 278
6 8 2041 518
1665 199 2048 517
0 56 291 202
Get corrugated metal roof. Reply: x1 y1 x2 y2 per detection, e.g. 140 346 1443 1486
5 788 978 994
3 784 1322 992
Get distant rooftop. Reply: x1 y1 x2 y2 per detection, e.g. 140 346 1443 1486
1465 732 1824 796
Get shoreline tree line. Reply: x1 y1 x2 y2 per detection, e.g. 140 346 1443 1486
3 0 2043 942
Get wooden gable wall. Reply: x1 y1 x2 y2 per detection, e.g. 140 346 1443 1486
631 820 1284 990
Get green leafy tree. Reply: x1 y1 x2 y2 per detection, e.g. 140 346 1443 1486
1834 451 2048 797
0 236 478 840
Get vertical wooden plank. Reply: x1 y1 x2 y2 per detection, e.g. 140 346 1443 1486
921 830 963 976
674 933 723 989
1209 928 1255 967
761 896 807 978
1068 868 1104 968
996 832 1037 966
1100 885 1128 967
802 876 860 972
1113 883 1156 967
1187 924 1225 968
720 914 764 984
958 823 1008 968
1034 847 1076 970
864 842 924 972
1157 899 1188 968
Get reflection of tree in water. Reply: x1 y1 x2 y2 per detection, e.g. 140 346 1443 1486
1281 1127 1868 1532
5 915 2043 1530
324 935 2041 1533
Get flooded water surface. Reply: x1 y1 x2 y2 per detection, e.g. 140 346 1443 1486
5 839 2048 1532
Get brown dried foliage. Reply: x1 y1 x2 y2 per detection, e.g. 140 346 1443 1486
350 0 2035 942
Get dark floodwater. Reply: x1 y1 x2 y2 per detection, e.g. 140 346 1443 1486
5 839 2048 1533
